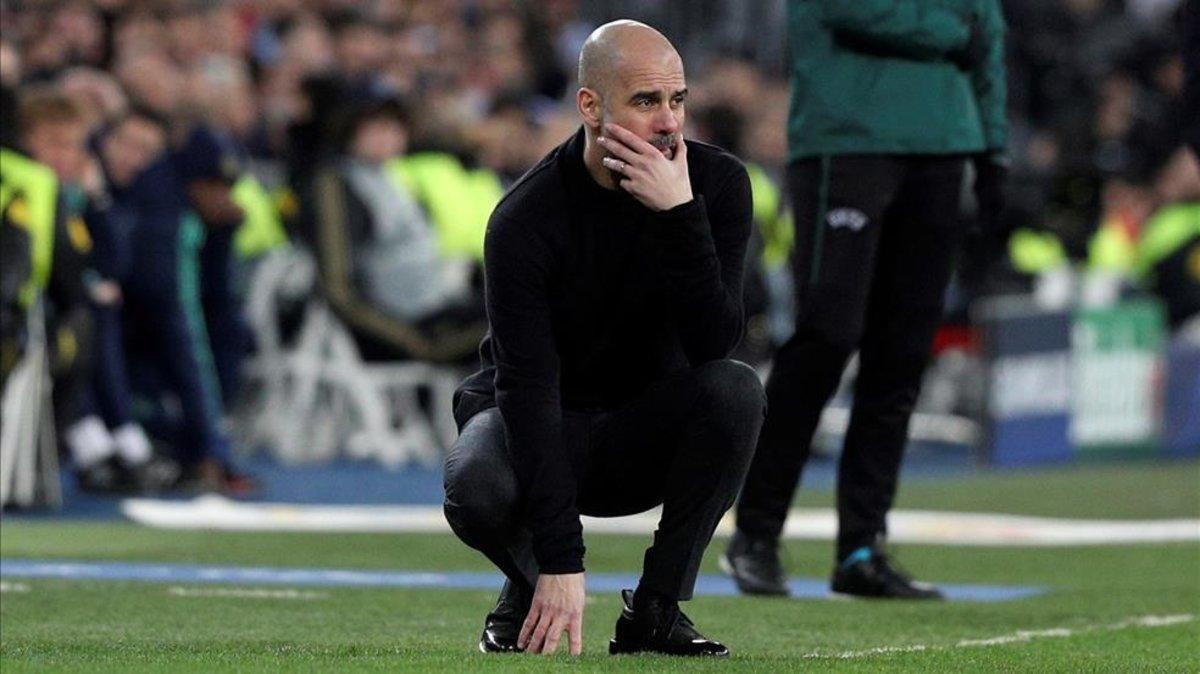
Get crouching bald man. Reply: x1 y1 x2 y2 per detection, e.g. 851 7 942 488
443 20 764 657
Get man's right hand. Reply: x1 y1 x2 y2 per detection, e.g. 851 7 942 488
518 572 585 655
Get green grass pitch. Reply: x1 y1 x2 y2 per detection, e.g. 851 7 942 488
2 460 1198 672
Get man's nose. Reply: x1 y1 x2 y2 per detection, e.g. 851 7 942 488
654 107 680 135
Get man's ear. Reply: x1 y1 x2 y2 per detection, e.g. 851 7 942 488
577 87 602 130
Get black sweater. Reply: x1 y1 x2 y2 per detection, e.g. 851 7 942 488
454 127 752 573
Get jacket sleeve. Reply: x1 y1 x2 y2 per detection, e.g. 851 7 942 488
649 161 752 364
818 0 970 61
485 214 585 575
970 0 1008 153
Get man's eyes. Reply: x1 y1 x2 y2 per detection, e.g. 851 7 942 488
632 95 685 108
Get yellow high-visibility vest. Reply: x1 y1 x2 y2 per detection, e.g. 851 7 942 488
0 148 57 306
746 163 793 269
232 175 287 258
1009 228 1068 274
1087 218 1138 274
1135 202 1200 280
388 152 503 262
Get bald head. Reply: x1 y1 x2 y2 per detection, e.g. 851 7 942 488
578 20 681 97
574 19 688 184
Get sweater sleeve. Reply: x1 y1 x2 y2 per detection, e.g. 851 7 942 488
485 214 585 574
649 160 753 364
819 0 970 61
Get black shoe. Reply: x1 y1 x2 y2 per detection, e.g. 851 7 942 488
170 459 261 497
478 580 532 653
218 464 261 498
76 456 137 494
609 589 729 657
126 456 182 494
831 547 944 600
721 531 789 596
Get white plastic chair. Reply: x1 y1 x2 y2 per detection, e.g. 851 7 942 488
0 300 62 509
238 246 460 468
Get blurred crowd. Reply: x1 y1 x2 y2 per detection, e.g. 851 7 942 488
0 0 1196 497
987 0 1199 328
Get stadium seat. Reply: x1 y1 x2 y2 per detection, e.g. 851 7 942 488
0 299 62 509
239 246 459 468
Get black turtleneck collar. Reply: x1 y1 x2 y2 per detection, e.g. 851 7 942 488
558 126 640 210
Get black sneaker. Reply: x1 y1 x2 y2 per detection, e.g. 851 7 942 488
479 580 532 653
127 456 182 494
218 464 261 498
170 459 261 498
76 456 137 494
609 588 729 657
830 547 944 600
720 531 789 596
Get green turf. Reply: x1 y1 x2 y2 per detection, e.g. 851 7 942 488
795 456 1200 519
2 460 1198 672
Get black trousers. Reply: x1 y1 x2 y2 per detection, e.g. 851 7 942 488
735 155 967 561
443 359 765 601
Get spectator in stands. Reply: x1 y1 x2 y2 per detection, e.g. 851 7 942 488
96 107 254 495
0 83 34 388
308 99 486 362
181 58 253 410
328 10 390 96
1139 144 1200 329
115 36 252 409
18 88 176 494
691 102 792 363
58 67 129 131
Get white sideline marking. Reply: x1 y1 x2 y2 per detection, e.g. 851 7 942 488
166 586 326 600
121 495 1200 546
806 614 1195 660
0 581 30 593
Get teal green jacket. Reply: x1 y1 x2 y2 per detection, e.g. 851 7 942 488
787 0 1007 160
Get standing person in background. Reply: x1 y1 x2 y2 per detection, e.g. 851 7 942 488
725 0 1008 599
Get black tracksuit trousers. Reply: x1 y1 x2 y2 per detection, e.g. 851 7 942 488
735 155 967 561
443 359 765 600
